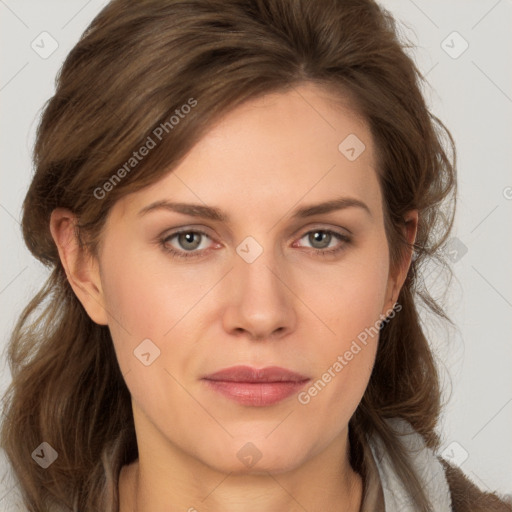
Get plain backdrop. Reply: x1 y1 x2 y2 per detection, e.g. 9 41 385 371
1 0 511 507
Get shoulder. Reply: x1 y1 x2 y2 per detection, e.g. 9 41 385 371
369 418 511 511
439 457 512 512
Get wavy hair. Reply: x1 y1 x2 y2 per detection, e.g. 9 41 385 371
1 0 458 510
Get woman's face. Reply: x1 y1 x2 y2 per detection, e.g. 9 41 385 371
87 82 415 474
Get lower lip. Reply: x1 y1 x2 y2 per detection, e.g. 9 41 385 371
202 380 310 406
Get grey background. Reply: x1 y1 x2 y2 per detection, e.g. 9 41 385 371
1 0 511 506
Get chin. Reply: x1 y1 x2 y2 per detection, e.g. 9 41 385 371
195 434 311 476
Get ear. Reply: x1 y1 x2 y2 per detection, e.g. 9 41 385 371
381 209 418 316
49 208 109 325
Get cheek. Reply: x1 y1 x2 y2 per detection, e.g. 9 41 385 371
98 249 204 423
302 238 390 343
99 240 211 339
296 240 389 408
98 243 184 375
98 239 228 403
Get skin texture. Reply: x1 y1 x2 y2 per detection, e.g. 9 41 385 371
50 82 417 512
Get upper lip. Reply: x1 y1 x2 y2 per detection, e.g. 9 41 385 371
202 365 310 383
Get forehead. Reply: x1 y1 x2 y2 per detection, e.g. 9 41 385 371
112 82 381 224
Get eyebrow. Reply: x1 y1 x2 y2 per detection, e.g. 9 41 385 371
137 196 372 221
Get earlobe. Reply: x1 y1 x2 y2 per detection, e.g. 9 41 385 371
49 208 109 325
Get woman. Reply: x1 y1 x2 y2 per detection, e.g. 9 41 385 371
1 0 510 510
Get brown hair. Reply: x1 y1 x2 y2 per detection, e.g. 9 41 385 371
1 0 459 510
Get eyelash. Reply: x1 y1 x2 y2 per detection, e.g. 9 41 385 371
159 228 351 260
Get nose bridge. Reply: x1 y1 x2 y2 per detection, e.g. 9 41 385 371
223 235 296 339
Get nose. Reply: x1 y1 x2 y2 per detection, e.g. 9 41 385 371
222 246 297 341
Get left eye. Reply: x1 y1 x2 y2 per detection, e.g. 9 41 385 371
296 229 349 251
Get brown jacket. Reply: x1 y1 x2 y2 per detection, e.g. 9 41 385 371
440 458 512 512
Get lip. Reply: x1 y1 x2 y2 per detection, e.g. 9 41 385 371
202 365 310 407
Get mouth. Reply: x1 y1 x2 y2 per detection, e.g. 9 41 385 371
201 365 311 407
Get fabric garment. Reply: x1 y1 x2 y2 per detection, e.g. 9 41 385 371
358 417 512 511
359 417 451 511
